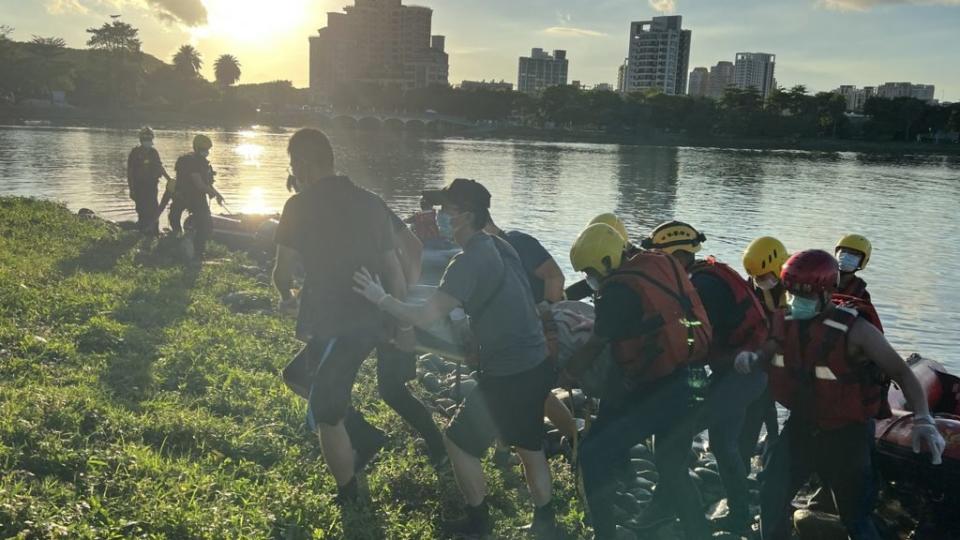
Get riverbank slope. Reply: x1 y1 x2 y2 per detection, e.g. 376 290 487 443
0 198 583 539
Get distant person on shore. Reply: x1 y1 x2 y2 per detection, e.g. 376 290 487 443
272 128 412 508
126 126 172 237
169 134 224 263
353 178 559 537
404 196 442 247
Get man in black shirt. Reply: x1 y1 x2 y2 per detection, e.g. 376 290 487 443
126 126 172 237
170 134 224 263
272 128 411 506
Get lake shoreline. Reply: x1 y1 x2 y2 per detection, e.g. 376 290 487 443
3 105 960 156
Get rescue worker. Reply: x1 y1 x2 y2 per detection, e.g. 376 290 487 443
126 126 172 237
743 250 945 539
565 213 637 302
835 234 874 302
563 223 713 539
353 178 558 538
642 221 771 534
169 134 224 263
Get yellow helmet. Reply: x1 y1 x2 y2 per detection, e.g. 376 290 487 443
742 236 789 278
570 224 627 276
589 213 629 242
643 220 705 254
193 134 213 151
835 234 872 269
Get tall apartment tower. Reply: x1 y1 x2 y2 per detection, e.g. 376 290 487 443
707 61 734 99
624 15 692 96
517 48 569 94
617 59 628 93
309 0 448 98
687 67 709 97
733 52 776 98
877 82 935 102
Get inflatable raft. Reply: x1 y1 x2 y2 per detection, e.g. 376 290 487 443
875 354 960 501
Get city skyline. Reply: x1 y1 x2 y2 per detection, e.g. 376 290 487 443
3 0 959 101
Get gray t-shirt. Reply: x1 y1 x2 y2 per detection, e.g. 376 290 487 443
439 233 546 377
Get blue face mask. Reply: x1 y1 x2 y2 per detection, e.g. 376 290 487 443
437 211 454 239
788 294 821 320
141 140 153 148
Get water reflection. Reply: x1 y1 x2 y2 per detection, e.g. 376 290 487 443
614 146 679 238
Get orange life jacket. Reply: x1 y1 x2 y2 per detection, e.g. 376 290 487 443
691 257 770 361
839 275 872 303
601 251 713 384
833 292 883 332
768 300 885 429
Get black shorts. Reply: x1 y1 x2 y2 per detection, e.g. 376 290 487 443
376 343 416 385
281 332 377 429
446 360 554 458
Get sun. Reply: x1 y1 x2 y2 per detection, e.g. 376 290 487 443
199 0 311 43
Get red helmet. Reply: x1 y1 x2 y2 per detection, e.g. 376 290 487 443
780 249 839 295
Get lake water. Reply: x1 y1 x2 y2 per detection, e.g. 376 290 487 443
1 125 958 370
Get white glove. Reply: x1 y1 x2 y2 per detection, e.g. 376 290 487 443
734 351 758 374
352 267 388 306
911 415 945 465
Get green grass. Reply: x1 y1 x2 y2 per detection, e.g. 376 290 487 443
0 197 586 539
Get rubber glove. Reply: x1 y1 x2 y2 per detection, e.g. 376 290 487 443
911 415 945 465
734 351 758 374
352 267 388 306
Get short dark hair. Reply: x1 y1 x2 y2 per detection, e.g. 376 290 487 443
287 128 334 170
470 208 490 230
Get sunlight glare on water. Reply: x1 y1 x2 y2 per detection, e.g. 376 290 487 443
0 125 957 369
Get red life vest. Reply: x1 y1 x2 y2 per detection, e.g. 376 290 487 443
768 302 885 429
839 275 872 303
832 293 883 332
601 251 713 384
691 257 770 360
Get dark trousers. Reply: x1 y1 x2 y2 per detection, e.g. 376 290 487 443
133 183 159 236
579 368 709 539
760 417 879 540
741 388 779 470
344 344 445 459
170 198 211 260
705 369 768 518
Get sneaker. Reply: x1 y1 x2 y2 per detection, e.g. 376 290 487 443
446 502 491 538
353 429 386 474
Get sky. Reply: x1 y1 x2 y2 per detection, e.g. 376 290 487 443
2 0 959 101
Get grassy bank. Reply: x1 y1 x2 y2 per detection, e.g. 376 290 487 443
0 198 584 539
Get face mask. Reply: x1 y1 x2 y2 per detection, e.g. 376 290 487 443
141 140 153 148
756 275 779 291
437 211 454 239
788 294 821 320
837 251 862 273
198 149 210 158
585 275 602 291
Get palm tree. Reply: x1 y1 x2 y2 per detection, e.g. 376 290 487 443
173 44 202 78
214 54 241 88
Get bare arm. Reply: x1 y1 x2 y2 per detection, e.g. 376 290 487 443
534 258 565 303
273 245 298 302
395 226 424 287
850 318 931 418
379 288 461 329
191 172 222 200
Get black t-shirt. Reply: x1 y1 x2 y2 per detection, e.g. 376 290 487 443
500 230 553 303
174 153 213 207
690 271 740 349
275 176 396 340
127 146 164 190
594 282 645 341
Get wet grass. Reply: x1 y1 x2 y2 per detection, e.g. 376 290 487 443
0 197 586 539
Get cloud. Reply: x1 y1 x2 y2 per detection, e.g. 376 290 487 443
44 0 207 26
542 26 607 37
648 0 676 12
819 0 960 10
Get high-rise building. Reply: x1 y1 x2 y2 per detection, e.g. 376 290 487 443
707 60 734 99
617 59 628 94
309 0 448 98
876 82 936 102
624 15 691 96
733 52 776 99
594 83 615 92
834 85 869 112
517 48 568 94
688 67 709 97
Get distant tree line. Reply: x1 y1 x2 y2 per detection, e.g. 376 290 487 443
0 21 254 122
332 80 960 142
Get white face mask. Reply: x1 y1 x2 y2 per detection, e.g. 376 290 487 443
585 275 602 291
756 275 779 291
837 251 862 273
